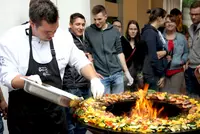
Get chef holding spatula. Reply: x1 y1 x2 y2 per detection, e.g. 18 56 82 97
0 0 104 134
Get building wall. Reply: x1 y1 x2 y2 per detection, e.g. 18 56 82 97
104 0 164 34
151 0 163 8
57 0 91 29
122 0 138 34
137 0 151 30
105 1 118 17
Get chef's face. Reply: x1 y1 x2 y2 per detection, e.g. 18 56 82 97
93 12 107 29
30 19 59 41
70 17 85 37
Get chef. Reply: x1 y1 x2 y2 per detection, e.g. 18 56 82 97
0 0 104 134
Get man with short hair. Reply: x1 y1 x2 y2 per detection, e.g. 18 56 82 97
185 1 200 96
112 19 122 34
85 5 133 94
0 1 104 133
63 13 90 134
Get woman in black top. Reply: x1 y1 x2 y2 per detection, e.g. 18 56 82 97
141 8 168 91
122 20 147 91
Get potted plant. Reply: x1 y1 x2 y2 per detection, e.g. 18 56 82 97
182 0 196 8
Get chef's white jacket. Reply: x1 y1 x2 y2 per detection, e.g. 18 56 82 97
0 23 91 91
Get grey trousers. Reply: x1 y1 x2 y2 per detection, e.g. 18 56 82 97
161 72 186 94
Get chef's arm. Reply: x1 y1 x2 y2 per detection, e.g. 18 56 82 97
80 64 97 80
118 53 129 72
11 75 27 89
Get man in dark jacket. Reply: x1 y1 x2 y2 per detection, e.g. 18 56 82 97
62 13 91 134
85 5 133 94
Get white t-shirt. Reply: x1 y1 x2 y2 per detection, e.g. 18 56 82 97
0 23 90 91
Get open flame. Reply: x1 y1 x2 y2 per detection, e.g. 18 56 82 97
130 84 164 119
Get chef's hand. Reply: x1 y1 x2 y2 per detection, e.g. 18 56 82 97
27 75 42 85
91 78 105 99
125 71 134 86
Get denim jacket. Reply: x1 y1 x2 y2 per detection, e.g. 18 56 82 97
163 31 188 70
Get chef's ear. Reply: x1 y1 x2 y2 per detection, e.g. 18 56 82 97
29 20 34 26
29 20 35 28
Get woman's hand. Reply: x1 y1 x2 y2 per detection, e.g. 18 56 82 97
194 65 200 84
157 77 165 88
166 55 172 62
157 51 167 59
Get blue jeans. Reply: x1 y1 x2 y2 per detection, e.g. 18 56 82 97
0 115 3 134
101 71 124 94
185 67 200 96
65 88 90 134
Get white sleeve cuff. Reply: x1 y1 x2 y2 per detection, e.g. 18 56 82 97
4 72 21 91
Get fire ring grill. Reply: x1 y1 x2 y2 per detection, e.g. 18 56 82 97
74 91 200 134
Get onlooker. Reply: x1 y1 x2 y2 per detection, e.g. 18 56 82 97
112 20 139 91
123 20 147 90
112 20 130 55
185 1 200 96
0 1 104 133
63 13 90 134
170 8 189 39
112 19 122 34
141 8 168 91
85 5 133 94
161 15 188 94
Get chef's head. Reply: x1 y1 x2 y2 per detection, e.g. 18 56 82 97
29 0 59 41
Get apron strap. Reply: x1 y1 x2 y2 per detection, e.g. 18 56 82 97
50 40 56 57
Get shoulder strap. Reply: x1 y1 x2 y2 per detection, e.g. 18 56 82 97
126 48 136 63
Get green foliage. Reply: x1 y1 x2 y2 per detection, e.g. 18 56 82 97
182 0 197 7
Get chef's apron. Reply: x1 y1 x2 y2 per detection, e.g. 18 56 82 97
7 27 67 134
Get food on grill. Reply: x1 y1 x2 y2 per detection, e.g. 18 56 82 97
74 86 200 133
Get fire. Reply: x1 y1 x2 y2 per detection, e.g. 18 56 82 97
130 84 164 119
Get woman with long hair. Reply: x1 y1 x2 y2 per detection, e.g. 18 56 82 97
141 8 168 91
122 20 147 90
